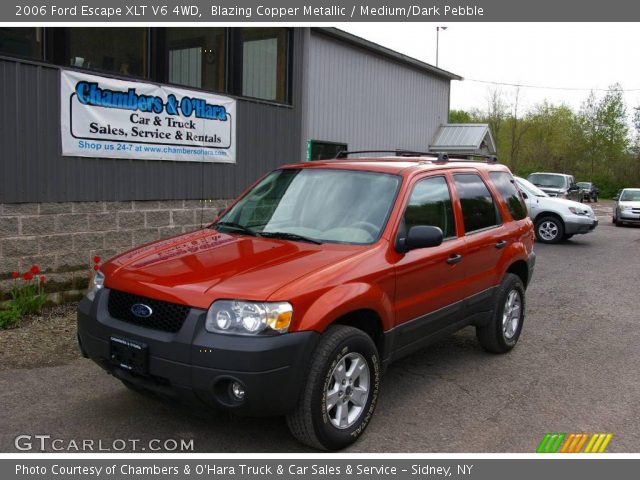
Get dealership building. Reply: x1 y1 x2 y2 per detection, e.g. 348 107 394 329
0 27 462 300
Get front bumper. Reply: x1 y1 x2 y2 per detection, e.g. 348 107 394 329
618 211 640 223
564 215 598 235
77 290 319 416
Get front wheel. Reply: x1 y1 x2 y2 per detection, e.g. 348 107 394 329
535 216 564 244
476 273 525 354
286 326 380 450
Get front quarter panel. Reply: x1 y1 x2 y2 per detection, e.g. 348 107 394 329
288 282 394 334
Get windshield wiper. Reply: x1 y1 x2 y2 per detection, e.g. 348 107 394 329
260 231 323 244
213 221 259 237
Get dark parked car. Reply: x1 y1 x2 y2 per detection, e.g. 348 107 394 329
576 182 599 202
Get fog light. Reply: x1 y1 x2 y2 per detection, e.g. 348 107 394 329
231 381 245 401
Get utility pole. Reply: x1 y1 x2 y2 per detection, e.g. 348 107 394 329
436 26 447 67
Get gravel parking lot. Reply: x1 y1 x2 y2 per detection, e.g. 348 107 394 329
1 201 638 453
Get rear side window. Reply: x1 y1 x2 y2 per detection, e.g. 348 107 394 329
489 171 528 220
453 174 501 233
403 176 456 239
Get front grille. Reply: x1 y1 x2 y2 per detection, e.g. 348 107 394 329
107 290 190 333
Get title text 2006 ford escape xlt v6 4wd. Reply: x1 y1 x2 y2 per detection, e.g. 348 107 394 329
78 153 535 450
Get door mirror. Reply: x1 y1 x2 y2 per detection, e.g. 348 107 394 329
521 191 528 200
398 225 443 252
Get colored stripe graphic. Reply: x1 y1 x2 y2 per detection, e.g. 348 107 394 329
538 433 613 453
536 433 565 453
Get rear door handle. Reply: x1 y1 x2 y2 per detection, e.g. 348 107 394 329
446 253 463 265
495 240 508 249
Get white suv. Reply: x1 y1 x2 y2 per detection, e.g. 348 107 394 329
515 177 598 243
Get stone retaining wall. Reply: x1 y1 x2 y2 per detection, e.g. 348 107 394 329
0 199 230 303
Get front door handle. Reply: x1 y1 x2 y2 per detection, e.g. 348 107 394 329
495 240 508 249
446 253 463 265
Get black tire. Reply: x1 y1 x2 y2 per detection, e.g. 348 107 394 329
286 325 380 450
476 273 525 354
593 196 598 202
535 215 564 244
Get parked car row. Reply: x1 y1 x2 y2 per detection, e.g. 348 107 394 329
74 154 624 450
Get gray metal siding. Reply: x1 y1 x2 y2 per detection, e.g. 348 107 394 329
304 31 450 154
0 29 304 203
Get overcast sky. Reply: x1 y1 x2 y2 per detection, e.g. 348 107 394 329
341 23 640 117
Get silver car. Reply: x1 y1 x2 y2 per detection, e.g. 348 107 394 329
527 172 582 201
515 177 598 244
613 188 640 226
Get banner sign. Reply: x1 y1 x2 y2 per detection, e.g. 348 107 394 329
61 70 236 163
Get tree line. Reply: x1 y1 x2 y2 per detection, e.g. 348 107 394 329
450 84 640 197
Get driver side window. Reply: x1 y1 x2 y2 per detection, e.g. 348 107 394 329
403 176 456 239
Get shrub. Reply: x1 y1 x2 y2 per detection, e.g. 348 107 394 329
0 303 22 329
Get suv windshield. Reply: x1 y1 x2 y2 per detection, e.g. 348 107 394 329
577 182 592 189
216 168 401 245
620 189 640 202
528 174 567 189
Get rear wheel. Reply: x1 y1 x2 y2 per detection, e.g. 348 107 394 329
286 326 380 450
535 216 564 244
476 273 525 354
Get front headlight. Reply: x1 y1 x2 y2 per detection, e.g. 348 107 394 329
86 270 105 301
620 204 632 211
568 207 586 215
205 300 293 335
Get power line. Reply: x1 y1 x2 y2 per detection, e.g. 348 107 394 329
462 78 640 92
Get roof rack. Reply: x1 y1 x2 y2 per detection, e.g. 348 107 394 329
332 150 499 164
334 150 433 159
432 153 499 164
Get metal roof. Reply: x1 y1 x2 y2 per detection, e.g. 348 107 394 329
430 124 496 154
313 28 463 81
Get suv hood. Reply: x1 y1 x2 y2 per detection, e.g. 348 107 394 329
619 201 640 208
536 196 593 215
102 229 363 309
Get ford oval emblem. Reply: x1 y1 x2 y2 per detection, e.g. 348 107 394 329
131 303 153 318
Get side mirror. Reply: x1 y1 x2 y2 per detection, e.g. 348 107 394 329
521 191 528 199
398 225 443 252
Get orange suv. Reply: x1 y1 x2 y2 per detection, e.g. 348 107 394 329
77 153 536 450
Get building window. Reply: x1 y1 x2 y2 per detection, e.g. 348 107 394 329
66 28 148 78
307 140 347 161
238 28 290 103
165 28 225 91
0 28 43 59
